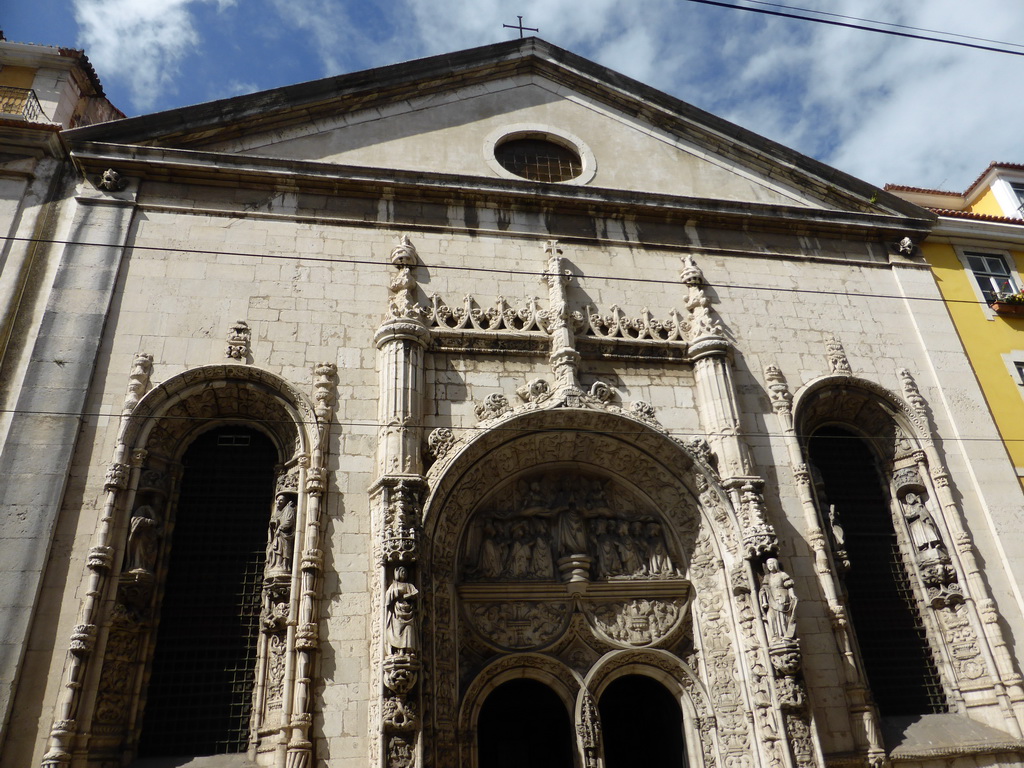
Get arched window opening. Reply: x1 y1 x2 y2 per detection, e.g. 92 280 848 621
599 675 686 768
138 426 278 758
477 678 574 768
809 426 947 717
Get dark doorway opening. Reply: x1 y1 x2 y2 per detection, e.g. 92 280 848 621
599 674 686 768
478 678 574 768
809 426 947 717
138 426 277 757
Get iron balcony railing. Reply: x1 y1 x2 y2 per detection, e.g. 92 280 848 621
0 86 45 122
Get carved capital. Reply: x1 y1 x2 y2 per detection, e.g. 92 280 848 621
70 624 98 656
295 623 318 650
104 462 129 491
305 467 325 497
301 548 324 573
87 545 114 571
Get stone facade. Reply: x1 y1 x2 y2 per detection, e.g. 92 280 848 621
2 38 1024 768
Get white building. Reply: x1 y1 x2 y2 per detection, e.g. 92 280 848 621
2 37 1023 768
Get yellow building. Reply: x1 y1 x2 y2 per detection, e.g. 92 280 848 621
888 164 1024 489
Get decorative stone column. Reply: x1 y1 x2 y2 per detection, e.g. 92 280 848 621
372 236 429 768
681 255 752 485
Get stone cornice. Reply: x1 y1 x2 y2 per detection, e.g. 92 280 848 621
67 142 934 241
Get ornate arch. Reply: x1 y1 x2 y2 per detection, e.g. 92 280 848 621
584 649 712 767
419 407 751 768
790 371 1024 746
792 373 928 454
43 364 332 768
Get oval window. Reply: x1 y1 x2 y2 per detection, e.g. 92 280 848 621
494 137 583 183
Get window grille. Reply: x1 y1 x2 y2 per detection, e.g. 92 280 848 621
810 427 947 717
495 137 582 182
137 427 277 757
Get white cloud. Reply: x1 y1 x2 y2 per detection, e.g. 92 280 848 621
75 0 1024 190
74 0 235 111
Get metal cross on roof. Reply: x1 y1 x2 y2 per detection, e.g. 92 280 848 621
503 15 539 38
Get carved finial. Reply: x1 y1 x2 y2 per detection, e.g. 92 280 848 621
763 364 792 415
542 241 581 391
824 335 851 375
898 368 928 419
680 255 722 342
426 428 454 463
313 362 337 420
679 254 704 286
122 352 153 416
516 378 551 403
97 168 126 191
386 236 425 322
390 235 418 267
226 320 251 361
475 393 512 422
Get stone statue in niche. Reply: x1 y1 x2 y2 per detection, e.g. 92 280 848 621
266 493 297 574
385 566 419 654
759 557 798 641
901 492 943 552
125 503 161 574
461 472 680 582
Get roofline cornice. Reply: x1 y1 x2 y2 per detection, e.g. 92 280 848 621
929 215 1024 246
67 141 934 240
60 37 928 221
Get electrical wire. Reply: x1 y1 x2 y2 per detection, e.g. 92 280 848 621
741 0 1024 49
1 407 1019 443
681 0 1024 57
0 233 1009 307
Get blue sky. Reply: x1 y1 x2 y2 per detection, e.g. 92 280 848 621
7 0 1024 190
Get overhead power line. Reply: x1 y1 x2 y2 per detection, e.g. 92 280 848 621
682 0 1024 57
743 0 1024 50
1 407 1019 444
0 234 1005 308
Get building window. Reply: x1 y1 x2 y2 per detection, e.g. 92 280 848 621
1015 361 1024 385
599 675 686 768
809 426 947 717
964 251 1017 303
495 136 583 182
1010 182 1024 217
477 679 574 768
138 427 277 758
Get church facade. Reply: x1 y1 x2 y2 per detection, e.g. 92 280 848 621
2 38 1024 768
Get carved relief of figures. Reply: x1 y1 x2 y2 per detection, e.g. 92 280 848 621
461 471 680 583
125 503 161 574
385 566 419 654
759 558 797 641
266 493 297 574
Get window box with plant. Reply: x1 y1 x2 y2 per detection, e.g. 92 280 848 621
991 290 1024 316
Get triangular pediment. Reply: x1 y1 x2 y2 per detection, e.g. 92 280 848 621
65 39 926 219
